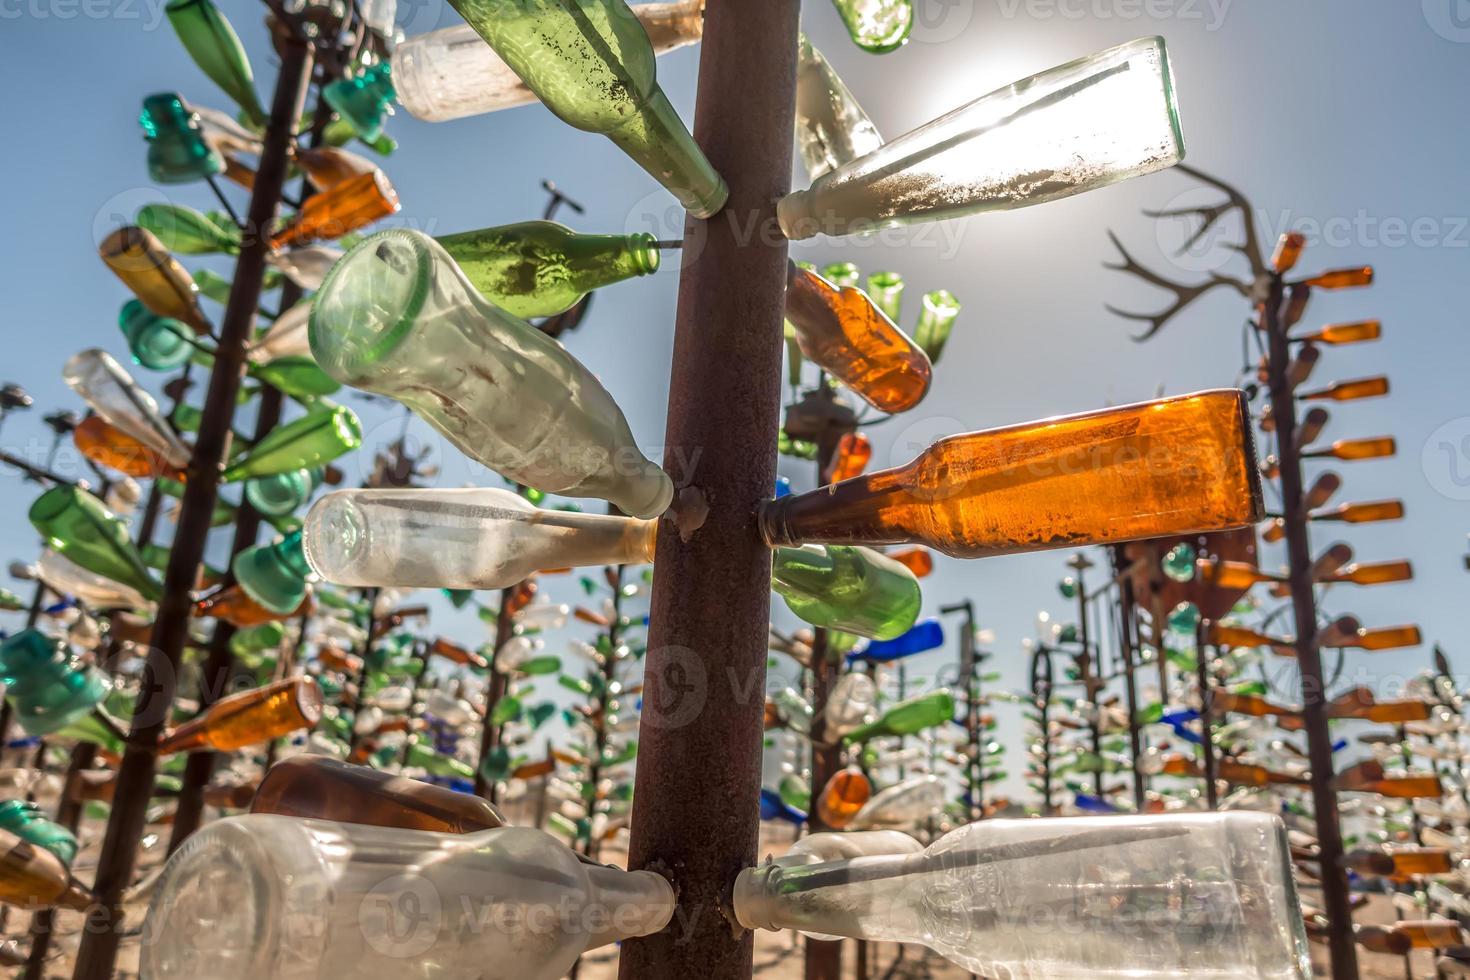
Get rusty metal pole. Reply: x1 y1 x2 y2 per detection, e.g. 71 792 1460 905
617 3 800 976
1263 279 1358 980
1110 548 1147 810
70 34 313 980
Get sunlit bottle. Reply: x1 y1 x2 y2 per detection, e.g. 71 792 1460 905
827 432 872 483
252 755 506 832
910 289 960 363
1195 558 1280 590
309 230 672 517
394 0 705 123
266 246 344 292
29 486 162 603
816 767 872 829
865 272 904 322
164 0 267 125
1325 559 1412 586
158 677 323 755
98 226 212 335
853 617 944 662
1296 320 1380 346
772 544 920 641
268 169 401 250
118 300 195 371
1303 267 1373 290
221 404 363 482
734 812 1310 978
139 93 225 184
143 815 676 978
886 546 932 577
437 221 661 319
324 63 395 142
1340 847 1453 879
1270 232 1306 274
446 0 726 217
785 261 933 413
829 0 912 53
64 348 193 469
1161 755 1306 787
294 146 376 192
1297 376 1390 404
250 355 342 399
137 202 240 255
843 690 953 744
761 390 1261 558
795 35 883 180
0 828 92 912
1301 436 1395 462
779 37 1184 239
73 414 186 482
247 301 314 365
1312 500 1404 525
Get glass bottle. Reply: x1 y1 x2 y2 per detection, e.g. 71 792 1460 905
158 676 323 754
403 739 475 780
760 390 1261 558
910 289 962 363
118 300 196 371
734 811 1310 979
195 582 311 627
865 272 904 322
1303 267 1373 290
324 63 395 142
139 93 225 185
232 530 312 614
1297 320 1380 346
249 355 342 399
36 548 155 611
785 261 933 413
779 37 1183 240
73 414 187 482
795 35 884 180
1161 542 1197 582
829 0 913 53
772 544 920 641
849 774 944 828
137 202 241 255
142 815 676 978
827 431 872 482
1312 500 1404 525
1195 558 1280 590
395 1 704 123
268 169 401 250
0 828 92 912
221 404 363 482
1325 559 1412 586
823 672 876 738
244 467 320 517
64 349 193 468
247 300 314 363
1302 437 1395 462
1348 625 1423 651
98 226 212 335
1298 377 1389 402
29 486 162 603
1270 232 1306 274
887 546 932 577
852 617 945 663
164 0 267 126
842 689 954 744
446 0 726 217
0 800 78 866
252 755 505 832
309 230 673 516
295 146 377 192
0 630 112 739
816 766 871 829
437 221 660 319
266 246 344 292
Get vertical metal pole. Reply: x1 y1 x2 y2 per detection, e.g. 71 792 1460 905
618 3 800 976
473 584 515 801
1193 618 1218 809
71 36 313 980
1074 565 1104 798
1111 549 1147 810
1263 279 1358 980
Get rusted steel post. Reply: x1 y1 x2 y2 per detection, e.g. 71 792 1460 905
70 35 313 980
617 2 800 977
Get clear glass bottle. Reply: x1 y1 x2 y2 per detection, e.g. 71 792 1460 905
265 246 344 292
795 35 883 180
760 391 1261 558
309 230 673 516
779 37 1184 240
437 220 660 318
445 0 725 217
849 773 945 828
142 815 676 979
394 1 705 123
772 544 920 640
36 548 154 611
64 348 193 468
247 300 314 363
734 811 1311 979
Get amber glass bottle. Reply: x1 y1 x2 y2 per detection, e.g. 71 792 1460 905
73 415 187 482
1303 267 1373 289
760 391 1262 558
251 755 505 833
1298 377 1389 402
268 170 400 249
158 676 322 754
1269 232 1305 273
0 829 91 910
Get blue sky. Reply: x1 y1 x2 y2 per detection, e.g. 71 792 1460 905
2 1 1468 797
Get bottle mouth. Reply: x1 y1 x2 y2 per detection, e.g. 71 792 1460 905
309 229 431 385
629 233 661 276
302 492 368 585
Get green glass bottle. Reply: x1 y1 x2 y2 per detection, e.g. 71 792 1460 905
119 300 195 371
248 356 342 399
1057 576 1078 599
220 405 363 482
1161 542 1197 583
193 268 233 305
245 468 320 518
233 530 311 615
842 689 954 744
136 203 240 256
0 801 78 866
140 93 224 184
164 0 267 126
405 739 475 780
448 0 726 217
29 487 162 603
229 621 285 658
772 545 920 641
912 290 960 363
0 631 111 740
323 62 395 143
437 221 661 319
1167 602 1199 633
830 0 913 53
865 272 903 322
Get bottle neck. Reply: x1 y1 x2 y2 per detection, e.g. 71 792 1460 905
580 866 676 951
604 86 727 219
759 478 910 550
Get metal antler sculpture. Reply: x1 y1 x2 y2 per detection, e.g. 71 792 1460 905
1104 165 1268 340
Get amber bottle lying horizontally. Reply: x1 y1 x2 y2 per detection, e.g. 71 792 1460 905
98 226 211 335
268 169 400 249
784 261 932 414
251 755 505 834
760 390 1262 557
158 676 322 755
73 414 187 482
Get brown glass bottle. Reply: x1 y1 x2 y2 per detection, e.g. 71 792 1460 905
1394 920 1463 947
1195 558 1281 590
784 261 932 414
73 414 187 482
98 226 211 335
268 169 400 249
0 829 91 911
1270 232 1306 273
760 391 1262 557
1298 320 1380 345
294 146 377 191
1298 376 1389 402
158 676 323 754
195 583 314 627
431 637 488 670
251 755 505 833
1304 267 1374 290
1353 925 1411 956
1351 625 1423 651
1326 559 1413 586
1211 690 1296 720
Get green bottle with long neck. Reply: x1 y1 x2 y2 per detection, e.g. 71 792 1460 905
842 690 954 744
28 487 162 603
772 545 920 642
437 221 661 319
